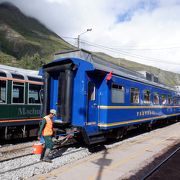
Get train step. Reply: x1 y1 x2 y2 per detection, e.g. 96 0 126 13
88 135 106 144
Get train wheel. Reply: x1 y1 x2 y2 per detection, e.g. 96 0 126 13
116 128 127 140
146 123 152 132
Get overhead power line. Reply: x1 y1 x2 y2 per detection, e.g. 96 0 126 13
62 36 180 50
62 36 180 66
78 39 180 66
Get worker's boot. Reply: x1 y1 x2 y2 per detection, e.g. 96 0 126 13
40 148 46 161
43 148 52 163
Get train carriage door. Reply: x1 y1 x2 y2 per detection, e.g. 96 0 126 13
87 80 98 125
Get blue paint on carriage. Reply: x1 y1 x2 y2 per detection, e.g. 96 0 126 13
97 75 180 130
44 56 180 139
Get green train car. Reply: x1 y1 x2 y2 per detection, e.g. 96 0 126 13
0 65 43 140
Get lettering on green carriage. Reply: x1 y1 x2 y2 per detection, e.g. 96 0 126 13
18 108 40 116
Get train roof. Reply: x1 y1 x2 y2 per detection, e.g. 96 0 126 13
0 64 42 80
54 49 179 92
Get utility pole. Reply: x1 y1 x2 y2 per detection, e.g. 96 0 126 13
77 28 92 49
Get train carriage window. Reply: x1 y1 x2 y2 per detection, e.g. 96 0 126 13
173 97 180 105
0 72 6 77
178 98 180 105
168 95 173 105
161 94 167 105
28 84 41 104
12 82 24 103
143 90 151 104
153 93 159 104
88 82 96 101
12 73 24 79
130 88 139 104
0 80 6 103
111 84 124 103
173 97 177 105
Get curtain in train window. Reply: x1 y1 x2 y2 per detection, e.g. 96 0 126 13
28 84 41 104
0 80 6 103
173 97 177 105
130 88 139 104
161 94 167 105
168 95 173 105
12 82 24 103
143 90 151 104
111 84 124 103
153 92 159 104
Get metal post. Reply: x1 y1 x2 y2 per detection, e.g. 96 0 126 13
77 28 92 49
77 35 80 49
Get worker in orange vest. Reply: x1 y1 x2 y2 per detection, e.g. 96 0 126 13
38 109 56 163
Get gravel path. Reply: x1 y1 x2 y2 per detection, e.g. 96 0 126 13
0 123 179 180
0 146 91 180
0 132 151 180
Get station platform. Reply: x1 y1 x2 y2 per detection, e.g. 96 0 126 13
29 122 180 180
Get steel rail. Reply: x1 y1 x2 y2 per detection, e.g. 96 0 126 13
142 145 180 180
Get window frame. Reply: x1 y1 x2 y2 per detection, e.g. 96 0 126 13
143 90 151 104
0 79 7 104
173 97 177 105
111 83 125 104
167 95 173 105
130 87 140 104
11 81 25 104
153 92 160 105
28 83 42 105
161 94 167 105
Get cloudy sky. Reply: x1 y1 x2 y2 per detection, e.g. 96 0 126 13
1 0 180 73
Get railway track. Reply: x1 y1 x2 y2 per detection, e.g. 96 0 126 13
1 123 179 179
0 144 34 162
0 145 32 154
142 145 180 180
0 145 87 176
0 152 33 163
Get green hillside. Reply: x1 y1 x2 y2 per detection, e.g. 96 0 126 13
94 52 180 87
0 2 73 69
0 2 179 86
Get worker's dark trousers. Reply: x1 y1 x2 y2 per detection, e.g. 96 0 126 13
40 136 53 160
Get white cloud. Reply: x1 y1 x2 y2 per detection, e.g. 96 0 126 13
1 0 180 73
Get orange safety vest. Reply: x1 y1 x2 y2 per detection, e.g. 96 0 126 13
42 116 53 136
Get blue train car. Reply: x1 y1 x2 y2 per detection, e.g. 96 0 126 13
41 49 180 144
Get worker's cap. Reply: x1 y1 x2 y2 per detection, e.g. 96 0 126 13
50 109 56 115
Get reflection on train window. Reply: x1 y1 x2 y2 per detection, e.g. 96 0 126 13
0 80 6 103
175 97 180 105
153 93 159 104
168 95 173 105
143 90 151 104
88 82 95 101
178 98 180 105
111 84 124 103
28 84 41 104
173 97 177 105
12 82 24 103
130 88 139 104
161 94 167 105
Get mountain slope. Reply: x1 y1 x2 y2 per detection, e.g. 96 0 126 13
0 2 179 86
0 2 73 68
94 52 180 87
